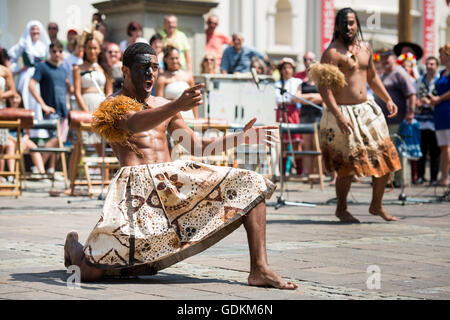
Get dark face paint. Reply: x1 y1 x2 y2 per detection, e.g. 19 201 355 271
129 54 159 100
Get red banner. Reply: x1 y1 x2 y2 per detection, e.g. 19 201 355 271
423 0 436 61
321 0 335 53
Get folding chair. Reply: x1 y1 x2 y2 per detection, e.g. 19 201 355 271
0 119 24 197
68 110 119 197
280 122 324 191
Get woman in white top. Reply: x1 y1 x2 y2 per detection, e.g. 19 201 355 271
8 20 51 139
0 64 16 172
275 57 303 175
119 22 147 53
155 45 198 119
73 31 112 146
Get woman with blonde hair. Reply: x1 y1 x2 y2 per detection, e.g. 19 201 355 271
200 52 217 74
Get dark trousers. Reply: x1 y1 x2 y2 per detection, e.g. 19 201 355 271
418 129 440 181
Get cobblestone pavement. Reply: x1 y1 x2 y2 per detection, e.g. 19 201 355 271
0 177 449 300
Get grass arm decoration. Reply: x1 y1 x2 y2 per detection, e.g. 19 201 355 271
92 95 146 144
308 63 348 93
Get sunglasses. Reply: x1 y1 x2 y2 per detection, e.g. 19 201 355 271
107 50 120 54
207 21 217 25
204 58 214 62
51 49 62 53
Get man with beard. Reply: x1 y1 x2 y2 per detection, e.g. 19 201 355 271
63 43 297 290
310 7 401 223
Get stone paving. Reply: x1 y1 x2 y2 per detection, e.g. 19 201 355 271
0 176 449 300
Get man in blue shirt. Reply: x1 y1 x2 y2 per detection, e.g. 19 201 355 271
220 33 268 74
29 41 69 174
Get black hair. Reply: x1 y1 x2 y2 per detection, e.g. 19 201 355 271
50 40 63 50
123 42 156 68
149 33 163 46
332 7 364 43
162 45 179 71
426 56 439 65
0 47 10 66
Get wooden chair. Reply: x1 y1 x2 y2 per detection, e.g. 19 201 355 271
280 122 324 191
68 111 119 197
0 120 24 197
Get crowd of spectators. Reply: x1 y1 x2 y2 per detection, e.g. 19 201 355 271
0 12 449 188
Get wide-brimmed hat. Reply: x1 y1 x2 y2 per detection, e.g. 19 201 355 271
394 42 423 60
378 48 395 57
277 57 296 70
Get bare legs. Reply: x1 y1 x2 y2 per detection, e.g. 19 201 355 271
64 231 104 282
244 201 298 289
335 173 397 223
65 201 297 289
369 174 397 221
438 145 449 186
335 175 360 223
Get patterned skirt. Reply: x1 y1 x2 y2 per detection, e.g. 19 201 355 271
83 160 276 276
319 100 401 178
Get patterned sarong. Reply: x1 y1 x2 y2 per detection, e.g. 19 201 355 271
320 100 401 178
83 160 275 276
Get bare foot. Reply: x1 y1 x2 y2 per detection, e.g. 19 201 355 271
335 210 360 223
248 266 298 290
369 206 397 221
64 231 79 268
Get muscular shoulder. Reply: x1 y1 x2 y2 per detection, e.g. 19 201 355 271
321 46 341 65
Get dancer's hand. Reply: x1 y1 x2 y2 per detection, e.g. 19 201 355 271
243 118 279 147
336 116 354 135
386 100 398 118
176 83 204 112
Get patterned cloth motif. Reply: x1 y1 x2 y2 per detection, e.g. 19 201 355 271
83 160 275 274
320 100 402 178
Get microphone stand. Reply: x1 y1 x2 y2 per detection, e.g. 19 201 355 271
267 86 316 209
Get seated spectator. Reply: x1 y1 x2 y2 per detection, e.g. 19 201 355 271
250 56 267 75
5 92 46 176
155 45 197 119
221 33 268 74
200 52 218 74
119 22 147 53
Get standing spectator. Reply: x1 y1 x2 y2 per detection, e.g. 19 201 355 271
415 56 440 185
64 29 78 56
429 44 450 187
296 58 324 179
104 42 123 93
375 48 416 188
200 52 218 74
8 20 51 140
275 57 303 175
155 45 197 119
294 51 316 82
62 35 84 110
47 22 60 44
397 52 417 83
119 22 147 53
221 33 267 74
205 14 231 68
160 15 193 73
394 41 425 78
28 41 69 174
149 33 164 71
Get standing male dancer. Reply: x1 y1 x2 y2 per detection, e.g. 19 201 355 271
64 42 297 289
311 8 402 223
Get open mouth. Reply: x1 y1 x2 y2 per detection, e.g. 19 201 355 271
143 81 153 93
